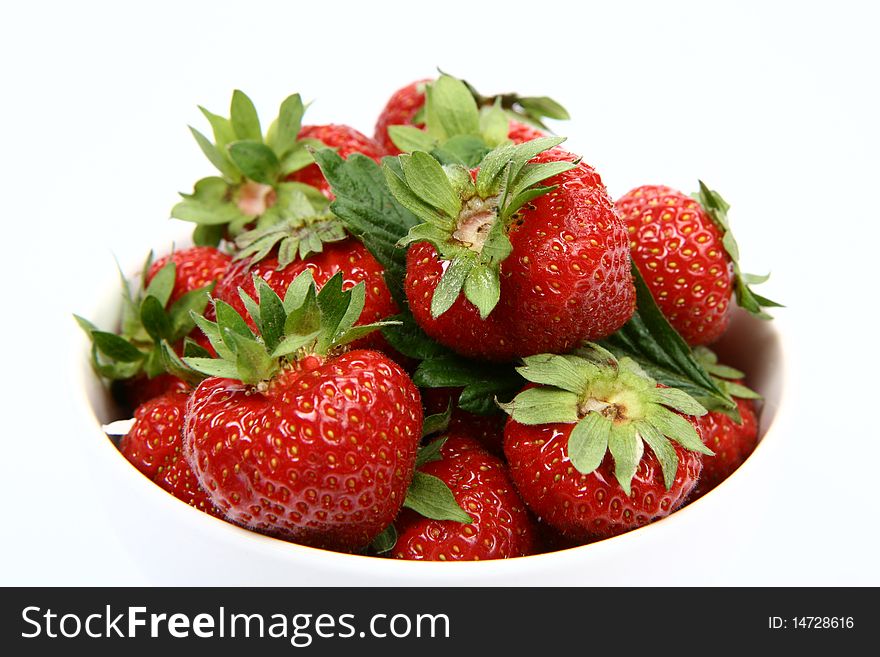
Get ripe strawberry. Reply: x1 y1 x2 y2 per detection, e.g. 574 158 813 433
392 435 536 560
617 183 779 345
119 391 223 518
182 271 422 551
394 143 634 361
420 387 506 454
286 124 385 198
146 246 230 305
689 347 761 499
374 79 431 154
501 346 710 539
215 238 398 355
691 395 758 499
76 252 214 412
173 90 378 246
375 77 567 155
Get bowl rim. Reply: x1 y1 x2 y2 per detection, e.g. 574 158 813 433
73 270 788 580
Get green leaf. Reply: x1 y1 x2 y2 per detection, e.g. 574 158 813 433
159 341 204 388
91 332 144 363
567 413 612 475
416 436 449 467
383 163 448 228
516 354 594 394
479 101 510 147
400 152 462 219
647 405 713 455
189 126 237 179
403 471 472 523
600 264 735 413
388 125 436 153
167 284 212 341
432 135 491 168
214 299 254 354
198 106 236 153
271 330 320 358
421 405 452 440
635 420 678 490
284 286 321 338
608 422 642 496
140 295 171 342
274 93 305 158
227 331 275 385
724 381 762 400
427 75 481 141
230 90 262 141
475 143 516 197
144 260 175 308
517 96 571 121
500 387 580 425
192 224 224 247
370 525 397 555
191 312 234 361
227 141 280 185
172 177 246 226
250 279 284 352
462 263 500 319
183 356 240 380
431 252 474 318
380 312 449 360
315 273 353 351
647 387 707 417
314 150 421 306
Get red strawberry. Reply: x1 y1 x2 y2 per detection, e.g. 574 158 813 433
119 391 223 517
374 79 431 154
421 387 506 454
113 374 188 413
215 238 398 355
375 78 564 155
393 435 536 560
501 347 710 540
182 272 422 551
146 246 231 305
173 91 384 245
286 124 385 198
691 394 758 500
397 146 635 361
617 183 779 345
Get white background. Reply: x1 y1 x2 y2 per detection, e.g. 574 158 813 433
1 0 878 585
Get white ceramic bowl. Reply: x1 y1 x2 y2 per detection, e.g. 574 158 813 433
75 275 785 585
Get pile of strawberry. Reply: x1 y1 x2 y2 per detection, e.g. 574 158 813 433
77 74 779 560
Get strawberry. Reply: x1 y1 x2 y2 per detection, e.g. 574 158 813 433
375 77 568 155
392 140 635 361
119 390 223 518
501 345 710 539
689 347 761 499
146 246 230 305
392 434 536 560
181 271 422 551
420 387 506 454
617 182 779 345
75 252 214 412
286 124 385 198
172 90 368 246
215 238 398 355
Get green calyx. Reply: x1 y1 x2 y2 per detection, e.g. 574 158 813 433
500 344 712 495
390 74 571 162
182 270 396 386
384 137 576 319
694 181 783 319
75 254 212 385
692 346 762 405
233 185 346 268
171 90 332 246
